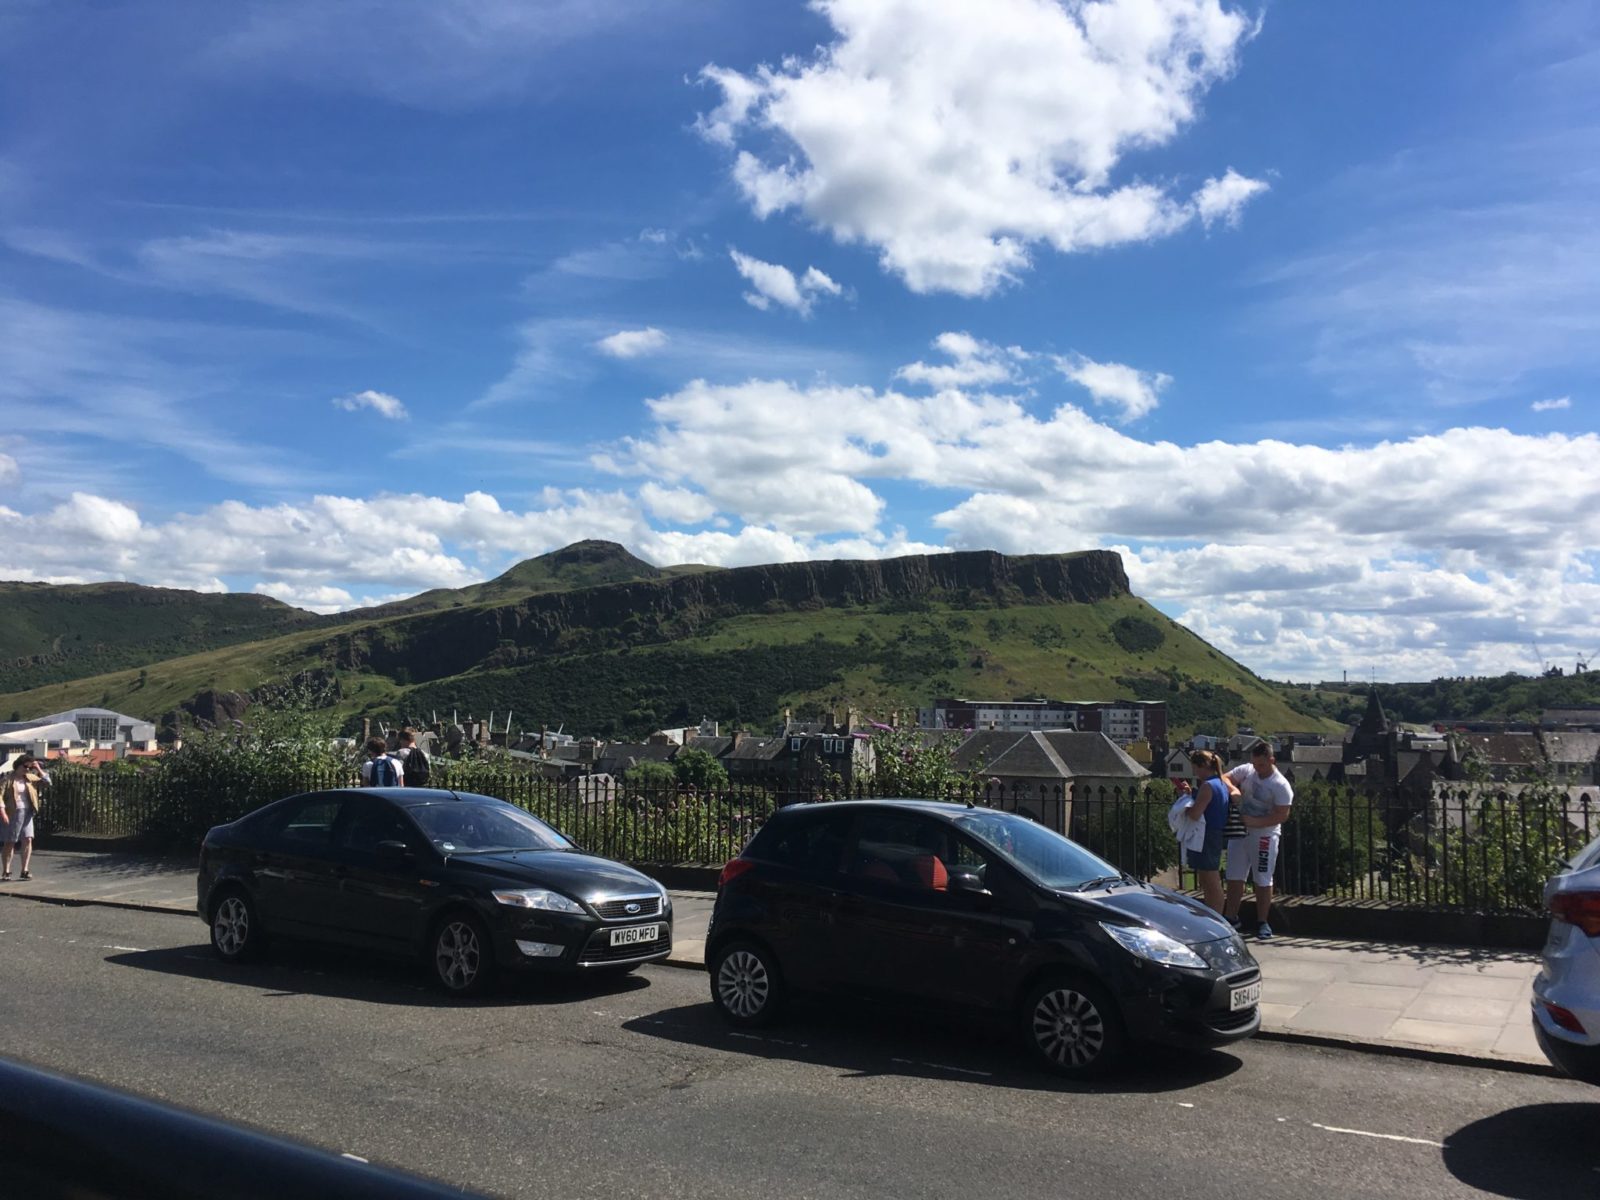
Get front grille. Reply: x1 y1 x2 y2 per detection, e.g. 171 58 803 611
1208 1008 1258 1033
592 896 663 921
578 927 671 963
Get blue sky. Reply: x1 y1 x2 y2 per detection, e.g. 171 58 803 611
2 0 1598 682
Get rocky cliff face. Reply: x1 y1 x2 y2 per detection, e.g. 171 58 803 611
326 549 1129 684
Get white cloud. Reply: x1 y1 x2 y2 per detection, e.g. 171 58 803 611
896 332 1022 389
729 249 843 315
700 0 1265 294
596 327 669 359
0 453 17 488
1194 168 1271 229
601 366 1600 678
1532 396 1572 412
639 482 715 524
1054 354 1170 422
252 581 356 613
332 389 408 420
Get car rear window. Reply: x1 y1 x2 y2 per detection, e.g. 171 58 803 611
1569 830 1600 872
746 809 851 876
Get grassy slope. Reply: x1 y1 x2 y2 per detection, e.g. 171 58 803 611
0 587 1329 739
0 582 317 693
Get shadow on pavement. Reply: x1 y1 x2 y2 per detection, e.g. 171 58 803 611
106 941 652 1010
624 999 1243 1094
1442 1102 1599 1197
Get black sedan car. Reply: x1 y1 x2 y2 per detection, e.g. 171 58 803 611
197 788 673 994
706 799 1259 1075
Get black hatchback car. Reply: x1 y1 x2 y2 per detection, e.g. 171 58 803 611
707 799 1260 1075
197 788 673 994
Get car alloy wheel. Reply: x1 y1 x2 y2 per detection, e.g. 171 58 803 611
1025 977 1123 1075
434 916 488 995
711 941 784 1027
210 891 261 962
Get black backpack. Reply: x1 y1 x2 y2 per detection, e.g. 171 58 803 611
402 745 430 787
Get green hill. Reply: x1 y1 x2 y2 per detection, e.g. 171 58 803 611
0 581 319 694
347 539 680 619
0 546 1332 740
0 540 677 693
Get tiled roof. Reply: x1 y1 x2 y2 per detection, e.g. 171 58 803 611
1040 731 1150 779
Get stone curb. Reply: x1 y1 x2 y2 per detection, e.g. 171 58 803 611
1251 1027 1559 1078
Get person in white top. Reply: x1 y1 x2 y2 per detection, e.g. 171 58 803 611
1223 743 1294 940
3 754 45 881
358 737 406 788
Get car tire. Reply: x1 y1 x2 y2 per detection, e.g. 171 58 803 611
209 887 265 963
710 940 785 1028
430 912 494 997
1021 974 1125 1077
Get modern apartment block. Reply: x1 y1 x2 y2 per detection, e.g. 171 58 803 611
919 697 1167 747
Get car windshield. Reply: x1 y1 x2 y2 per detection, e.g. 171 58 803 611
408 799 572 854
953 809 1122 890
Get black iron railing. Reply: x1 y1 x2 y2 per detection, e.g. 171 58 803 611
37 768 1600 916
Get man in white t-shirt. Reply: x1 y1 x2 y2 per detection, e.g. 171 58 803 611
1224 743 1294 940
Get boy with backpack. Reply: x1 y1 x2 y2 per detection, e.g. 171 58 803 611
359 737 405 788
395 728 430 787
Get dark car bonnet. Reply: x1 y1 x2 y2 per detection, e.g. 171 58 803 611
1085 883 1234 945
451 849 661 900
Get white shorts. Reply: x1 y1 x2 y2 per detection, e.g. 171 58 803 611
1226 831 1279 885
5 806 33 844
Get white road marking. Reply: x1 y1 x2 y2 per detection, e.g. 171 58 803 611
1177 1102 1195 1109
889 1057 993 1078
1311 1123 1444 1148
105 945 144 952
341 1153 369 1163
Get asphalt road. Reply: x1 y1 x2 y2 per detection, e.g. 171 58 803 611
1 897 1594 1200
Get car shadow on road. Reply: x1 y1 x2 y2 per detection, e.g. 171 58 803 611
1441 1102 1599 1198
624 1000 1243 1094
105 941 653 1009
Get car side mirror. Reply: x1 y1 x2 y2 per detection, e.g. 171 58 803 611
947 870 990 897
376 840 412 865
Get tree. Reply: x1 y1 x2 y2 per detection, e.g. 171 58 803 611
867 724 976 797
623 760 677 791
674 747 729 791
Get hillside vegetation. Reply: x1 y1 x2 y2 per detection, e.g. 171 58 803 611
0 544 1332 740
0 582 318 693
1280 673 1600 726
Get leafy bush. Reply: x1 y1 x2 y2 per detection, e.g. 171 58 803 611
1074 779 1179 879
1111 616 1165 654
1275 782 1381 897
148 699 350 843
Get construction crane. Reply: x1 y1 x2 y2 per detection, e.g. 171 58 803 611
1532 640 1549 675
1579 648 1599 674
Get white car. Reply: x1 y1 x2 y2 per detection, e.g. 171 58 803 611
1533 830 1600 1084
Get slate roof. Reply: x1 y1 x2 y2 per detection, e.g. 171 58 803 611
1040 731 1150 779
1545 732 1600 764
1287 745 1344 765
1461 733 1545 766
595 741 676 774
725 737 785 762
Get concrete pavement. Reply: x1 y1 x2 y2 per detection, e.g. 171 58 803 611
0 849 1549 1072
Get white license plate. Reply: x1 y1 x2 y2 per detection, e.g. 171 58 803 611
1230 980 1262 1011
609 924 660 948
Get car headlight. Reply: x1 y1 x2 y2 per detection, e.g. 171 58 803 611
492 888 585 914
1099 922 1207 969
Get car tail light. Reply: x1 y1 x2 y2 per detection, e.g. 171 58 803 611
1543 1001 1588 1036
1550 891 1600 937
718 858 757 888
